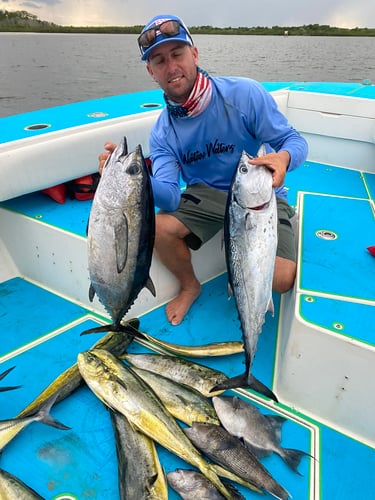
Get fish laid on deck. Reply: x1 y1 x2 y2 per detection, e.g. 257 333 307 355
122 352 229 397
77 349 234 499
125 322 244 357
17 327 134 419
84 137 155 334
212 147 278 401
184 422 290 500
131 366 220 426
0 468 44 499
0 390 70 453
167 468 246 500
110 409 168 499
213 395 309 474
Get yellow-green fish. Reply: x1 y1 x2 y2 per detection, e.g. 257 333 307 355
77 349 234 500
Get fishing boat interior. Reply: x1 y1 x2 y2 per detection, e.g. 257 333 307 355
0 81 374 498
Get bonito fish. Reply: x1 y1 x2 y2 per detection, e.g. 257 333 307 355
84 137 155 333
77 349 234 499
212 146 278 401
213 395 309 474
0 468 44 499
110 409 168 499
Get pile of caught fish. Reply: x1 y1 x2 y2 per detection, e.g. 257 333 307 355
0 143 306 498
0 324 309 499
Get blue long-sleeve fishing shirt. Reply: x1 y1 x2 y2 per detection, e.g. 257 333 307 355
149 77 308 211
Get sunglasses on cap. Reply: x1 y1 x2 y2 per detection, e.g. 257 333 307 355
137 19 192 56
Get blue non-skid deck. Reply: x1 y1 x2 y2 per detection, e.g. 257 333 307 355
0 276 311 500
1 275 374 500
1 154 375 498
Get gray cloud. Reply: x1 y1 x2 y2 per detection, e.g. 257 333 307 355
3 0 375 28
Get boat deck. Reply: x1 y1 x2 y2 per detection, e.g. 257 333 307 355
0 157 374 499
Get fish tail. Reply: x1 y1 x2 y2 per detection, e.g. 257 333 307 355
0 366 21 392
80 324 116 335
280 448 311 475
210 372 278 402
0 385 22 392
80 317 140 336
35 389 71 431
0 366 15 381
268 482 291 500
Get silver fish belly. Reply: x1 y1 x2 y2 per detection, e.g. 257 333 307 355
86 138 155 331
212 146 278 400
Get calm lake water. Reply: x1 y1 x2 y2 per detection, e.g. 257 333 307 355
1 33 374 117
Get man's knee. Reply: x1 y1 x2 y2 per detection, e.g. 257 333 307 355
155 213 190 241
273 257 296 293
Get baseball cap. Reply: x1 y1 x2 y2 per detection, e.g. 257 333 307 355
138 14 194 61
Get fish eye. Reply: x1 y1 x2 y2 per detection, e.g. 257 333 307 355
240 166 248 174
127 164 141 175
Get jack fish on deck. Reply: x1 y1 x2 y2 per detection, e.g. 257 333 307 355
85 137 155 333
212 146 278 401
213 396 309 474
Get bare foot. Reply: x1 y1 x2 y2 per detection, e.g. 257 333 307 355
166 282 201 326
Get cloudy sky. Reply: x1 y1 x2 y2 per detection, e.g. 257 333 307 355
2 0 375 28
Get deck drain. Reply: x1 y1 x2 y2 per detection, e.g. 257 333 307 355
304 296 315 303
333 322 344 330
24 123 51 131
315 229 338 240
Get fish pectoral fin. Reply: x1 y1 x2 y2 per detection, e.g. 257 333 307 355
266 415 287 443
89 283 96 302
245 212 254 230
146 276 156 297
232 395 243 410
268 297 275 316
114 214 128 273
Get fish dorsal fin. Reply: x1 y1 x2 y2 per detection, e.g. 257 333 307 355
146 277 156 297
114 213 128 273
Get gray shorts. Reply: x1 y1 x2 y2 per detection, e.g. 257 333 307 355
158 183 297 261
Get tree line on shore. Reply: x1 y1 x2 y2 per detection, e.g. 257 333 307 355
1 9 374 36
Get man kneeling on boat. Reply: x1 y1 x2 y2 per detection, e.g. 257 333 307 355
98 14 308 326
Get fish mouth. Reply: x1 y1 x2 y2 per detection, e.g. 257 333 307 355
234 194 271 211
250 201 270 211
